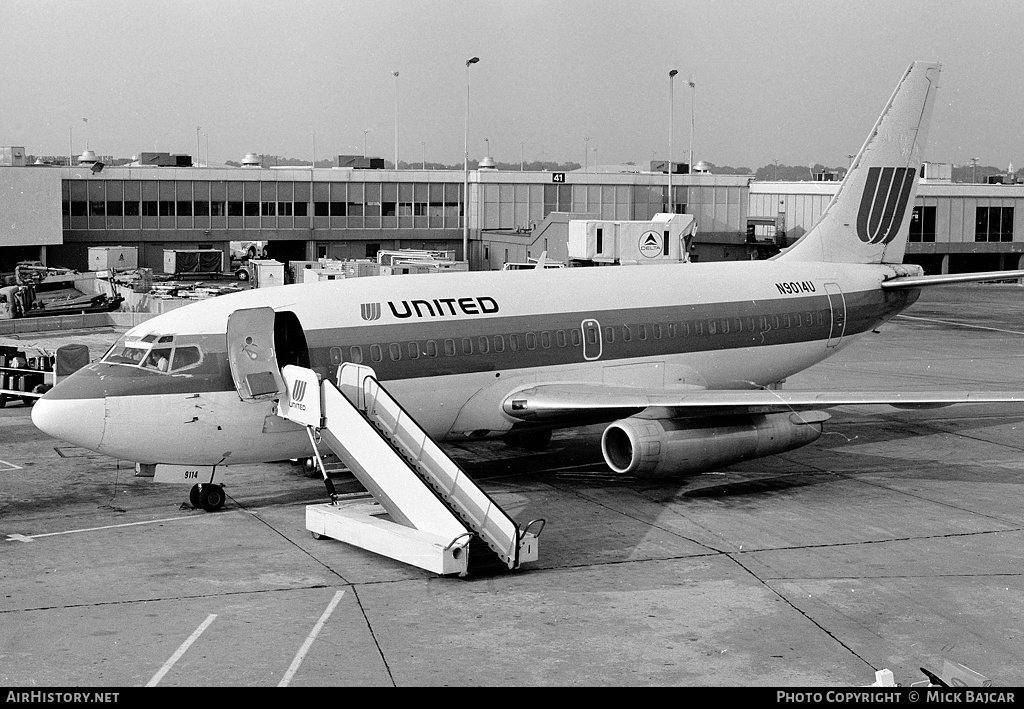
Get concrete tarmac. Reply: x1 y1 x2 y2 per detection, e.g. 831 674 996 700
2 285 1024 687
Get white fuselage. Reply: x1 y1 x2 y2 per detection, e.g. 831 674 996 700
31 260 913 467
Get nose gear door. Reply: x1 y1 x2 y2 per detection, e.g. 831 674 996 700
227 307 287 401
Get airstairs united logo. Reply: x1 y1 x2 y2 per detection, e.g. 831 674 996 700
361 302 382 321
856 166 916 244
291 378 308 403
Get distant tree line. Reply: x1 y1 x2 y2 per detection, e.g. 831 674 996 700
25 152 1023 183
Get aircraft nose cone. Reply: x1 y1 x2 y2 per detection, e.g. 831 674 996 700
31 396 106 450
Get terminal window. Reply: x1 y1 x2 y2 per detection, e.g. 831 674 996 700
909 206 936 242
975 206 1014 242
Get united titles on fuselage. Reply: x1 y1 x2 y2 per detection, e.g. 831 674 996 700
385 296 500 320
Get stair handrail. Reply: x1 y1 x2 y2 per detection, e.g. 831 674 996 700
359 372 523 568
521 518 546 538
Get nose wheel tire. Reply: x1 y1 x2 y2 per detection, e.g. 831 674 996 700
191 483 225 512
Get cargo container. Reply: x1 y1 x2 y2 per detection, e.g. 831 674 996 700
247 259 285 288
163 249 224 276
88 246 138 272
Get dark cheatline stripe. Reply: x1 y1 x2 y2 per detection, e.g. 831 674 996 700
48 288 917 399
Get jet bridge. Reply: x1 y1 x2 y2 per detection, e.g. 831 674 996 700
276 363 542 576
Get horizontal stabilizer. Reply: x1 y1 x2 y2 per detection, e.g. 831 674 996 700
882 269 1024 289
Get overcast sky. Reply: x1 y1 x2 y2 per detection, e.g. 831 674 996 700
2 0 1021 170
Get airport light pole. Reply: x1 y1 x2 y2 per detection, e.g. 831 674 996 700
584 136 590 172
971 157 980 183
196 127 201 167
363 129 371 158
393 71 400 170
464 56 479 263
688 78 696 171
669 69 678 213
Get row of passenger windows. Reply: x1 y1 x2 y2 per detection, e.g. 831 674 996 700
330 310 829 364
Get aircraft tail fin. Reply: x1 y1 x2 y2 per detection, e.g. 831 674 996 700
778 62 941 265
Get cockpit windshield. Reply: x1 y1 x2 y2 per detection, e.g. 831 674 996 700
102 335 203 373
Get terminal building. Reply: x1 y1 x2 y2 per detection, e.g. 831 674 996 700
1 149 1022 276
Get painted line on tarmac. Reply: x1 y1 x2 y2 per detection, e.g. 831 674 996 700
5 515 199 542
0 459 22 470
278 589 346 687
898 314 1024 336
146 614 218 687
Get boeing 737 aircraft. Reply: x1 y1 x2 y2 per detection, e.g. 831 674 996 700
31 62 1024 511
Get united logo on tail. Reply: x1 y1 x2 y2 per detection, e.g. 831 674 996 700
856 166 916 245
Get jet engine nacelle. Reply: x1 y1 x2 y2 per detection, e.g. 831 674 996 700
600 411 829 477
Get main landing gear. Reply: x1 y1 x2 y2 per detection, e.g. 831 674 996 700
189 483 226 512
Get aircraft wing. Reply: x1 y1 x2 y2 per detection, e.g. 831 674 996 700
503 384 1024 422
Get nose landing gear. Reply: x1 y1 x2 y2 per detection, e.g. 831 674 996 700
189 483 226 512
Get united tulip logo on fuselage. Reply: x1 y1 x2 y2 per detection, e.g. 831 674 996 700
361 296 500 320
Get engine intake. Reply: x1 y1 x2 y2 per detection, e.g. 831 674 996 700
601 411 829 477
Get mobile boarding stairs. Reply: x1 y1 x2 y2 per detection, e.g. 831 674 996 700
276 363 544 577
